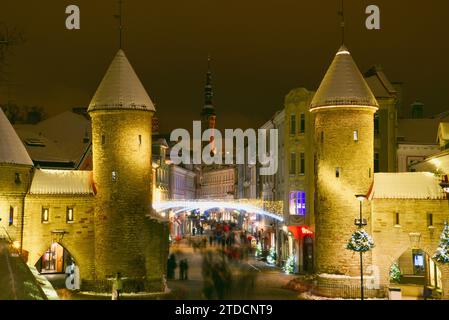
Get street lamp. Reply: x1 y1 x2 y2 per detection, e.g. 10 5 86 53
355 194 367 301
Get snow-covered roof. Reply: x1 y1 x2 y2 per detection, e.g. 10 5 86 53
0 108 33 166
14 111 91 168
437 122 449 142
369 172 445 200
88 49 155 113
410 150 449 175
310 45 379 110
30 169 94 195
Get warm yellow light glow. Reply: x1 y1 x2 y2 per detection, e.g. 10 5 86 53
13 241 20 250
310 105 378 113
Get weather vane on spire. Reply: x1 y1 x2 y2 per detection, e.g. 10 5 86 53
338 0 345 45
114 0 123 49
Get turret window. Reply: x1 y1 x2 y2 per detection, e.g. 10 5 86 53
9 206 14 226
139 135 142 146
112 171 118 182
42 208 50 223
336 167 341 178
102 135 106 145
353 130 359 142
67 208 74 223
321 132 324 143
15 173 22 184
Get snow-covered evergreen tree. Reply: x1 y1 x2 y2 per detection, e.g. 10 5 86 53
433 222 449 264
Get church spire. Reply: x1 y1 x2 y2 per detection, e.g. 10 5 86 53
338 0 345 45
114 0 124 49
204 55 214 109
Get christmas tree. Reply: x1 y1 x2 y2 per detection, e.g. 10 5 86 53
255 242 262 259
283 255 295 274
389 262 402 283
346 229 375 252
433 221 449 264
267 247 276 265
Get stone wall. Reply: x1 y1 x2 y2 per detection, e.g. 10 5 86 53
91 109 165 291
0 165 33 242
371 198 449 299
22 194 95 281
314 107 375 276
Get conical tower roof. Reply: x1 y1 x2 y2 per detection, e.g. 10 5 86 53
88 50 156 113
0 108 33 166
310 46 378 110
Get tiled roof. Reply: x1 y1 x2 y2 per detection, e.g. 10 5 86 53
88 50 155 113
310 46 379 110
30 169 94 195
0 108 33 166
369 172 445 200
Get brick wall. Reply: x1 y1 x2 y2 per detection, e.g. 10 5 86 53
314 108 375 276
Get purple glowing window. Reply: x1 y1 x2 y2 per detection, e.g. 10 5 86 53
289 191 306 216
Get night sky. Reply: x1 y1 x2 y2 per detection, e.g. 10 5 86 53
1 0 448 133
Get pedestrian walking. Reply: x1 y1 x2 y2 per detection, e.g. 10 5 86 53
183 259 189 280
112 272 123 300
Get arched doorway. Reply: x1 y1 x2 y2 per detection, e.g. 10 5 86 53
303 236 314 273
391 248 443 299
35 243 80 291
35 242 75 275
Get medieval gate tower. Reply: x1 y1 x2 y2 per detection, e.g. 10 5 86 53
311 46 378 277
88 49 168 292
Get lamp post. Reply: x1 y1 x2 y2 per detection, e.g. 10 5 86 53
355 194 367 301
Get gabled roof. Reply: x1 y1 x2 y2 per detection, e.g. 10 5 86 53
88 50 155 113
310 46 379 110
29 169 94 195
0 108 33 166
364 66 397 99
368 172 445 200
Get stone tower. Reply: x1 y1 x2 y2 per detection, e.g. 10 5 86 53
311 46 379 277
88 50 168 292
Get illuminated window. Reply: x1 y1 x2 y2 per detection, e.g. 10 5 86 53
9 206 14 226
112 171 117 182
353 130 359 141
42 208 49 223
67 208 74 223
289 191 306 216
290 115 296 135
